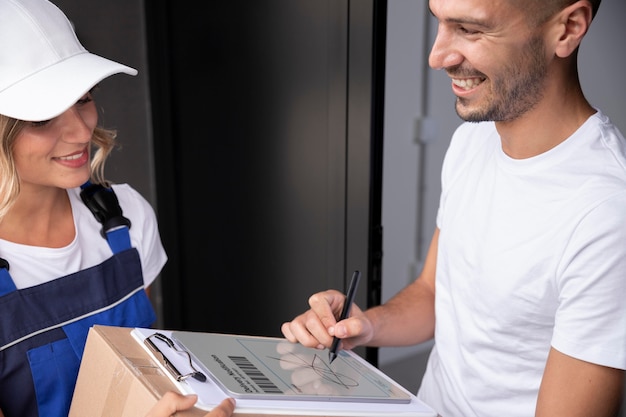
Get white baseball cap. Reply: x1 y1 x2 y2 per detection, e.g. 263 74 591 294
0 0 137 121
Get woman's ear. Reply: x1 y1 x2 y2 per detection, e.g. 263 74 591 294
553 0 593 58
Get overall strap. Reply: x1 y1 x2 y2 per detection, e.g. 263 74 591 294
80 181 132 254
0 184 132 295
0 257 15 295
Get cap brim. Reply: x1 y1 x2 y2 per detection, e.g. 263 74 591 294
0 51 137 121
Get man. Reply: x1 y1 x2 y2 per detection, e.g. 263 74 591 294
281 0 625 416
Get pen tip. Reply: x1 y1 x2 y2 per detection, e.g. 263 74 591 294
328 352 337 364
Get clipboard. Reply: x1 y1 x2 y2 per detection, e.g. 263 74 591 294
170 330 412 404
131 327 438 417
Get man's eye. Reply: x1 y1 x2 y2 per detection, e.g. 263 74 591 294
459 26 480 35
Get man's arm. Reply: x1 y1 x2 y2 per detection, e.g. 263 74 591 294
281 228 439 351
363 227 439 347
536 347 624 417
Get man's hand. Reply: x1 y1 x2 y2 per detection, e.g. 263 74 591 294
281 289 371 353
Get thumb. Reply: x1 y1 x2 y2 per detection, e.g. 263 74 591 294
145 392 198 416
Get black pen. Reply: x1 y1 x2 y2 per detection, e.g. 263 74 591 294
328 270 361 364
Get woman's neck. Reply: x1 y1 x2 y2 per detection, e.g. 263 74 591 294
0 187 75 247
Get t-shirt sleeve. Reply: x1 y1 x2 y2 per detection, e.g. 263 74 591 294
552 192 626 370
112 184 168 288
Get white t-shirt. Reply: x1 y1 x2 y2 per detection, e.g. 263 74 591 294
418 111 626 417
0 183 167 290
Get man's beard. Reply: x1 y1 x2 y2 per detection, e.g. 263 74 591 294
456 35 548 123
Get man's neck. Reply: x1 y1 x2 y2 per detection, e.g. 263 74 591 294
495 81 595 159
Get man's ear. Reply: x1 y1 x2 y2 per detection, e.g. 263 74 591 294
553 0 593 58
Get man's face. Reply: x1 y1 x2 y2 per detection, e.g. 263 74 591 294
428 0 549 123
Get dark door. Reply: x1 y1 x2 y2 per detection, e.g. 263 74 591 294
144 1 385 363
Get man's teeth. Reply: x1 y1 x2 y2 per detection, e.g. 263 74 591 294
58 152 83 161
453 78 483 90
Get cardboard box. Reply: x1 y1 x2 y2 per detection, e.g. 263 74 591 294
69 325 208 417
70 325 436 417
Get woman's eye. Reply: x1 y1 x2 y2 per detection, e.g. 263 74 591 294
77 94 93 105
29 119 51 127
27 91 94 128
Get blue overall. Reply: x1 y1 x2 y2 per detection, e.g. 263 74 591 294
0 187 156 417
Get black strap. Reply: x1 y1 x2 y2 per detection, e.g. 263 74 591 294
0 183 130 271
80 182 131 238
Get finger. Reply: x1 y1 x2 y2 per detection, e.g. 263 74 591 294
287 310 335 348
334 302 364 337
145 392 197 417
282 317 327 348
280 290 348 349
332 307 370 351
308 290 345 329
206 398 236 417
281 321 298 343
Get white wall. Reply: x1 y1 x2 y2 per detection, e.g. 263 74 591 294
380 0 458 366
579 0 626 133
380 0 626 370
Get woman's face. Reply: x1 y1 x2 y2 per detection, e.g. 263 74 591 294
13 92 97 191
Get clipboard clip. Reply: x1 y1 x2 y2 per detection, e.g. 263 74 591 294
144 332 207 382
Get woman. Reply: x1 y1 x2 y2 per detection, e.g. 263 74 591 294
0 0 234 416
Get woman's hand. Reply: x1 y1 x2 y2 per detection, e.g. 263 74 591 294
145 392 235 417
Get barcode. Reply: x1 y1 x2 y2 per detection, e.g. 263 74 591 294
229 355 283 393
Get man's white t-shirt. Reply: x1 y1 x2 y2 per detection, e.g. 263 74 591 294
0 183 167 290
418 111 626 417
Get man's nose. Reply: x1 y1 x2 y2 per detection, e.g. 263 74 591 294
428 25 463 70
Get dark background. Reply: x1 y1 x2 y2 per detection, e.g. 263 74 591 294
58 0 387 364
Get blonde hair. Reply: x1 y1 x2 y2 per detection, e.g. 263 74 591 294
0 115 117 219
